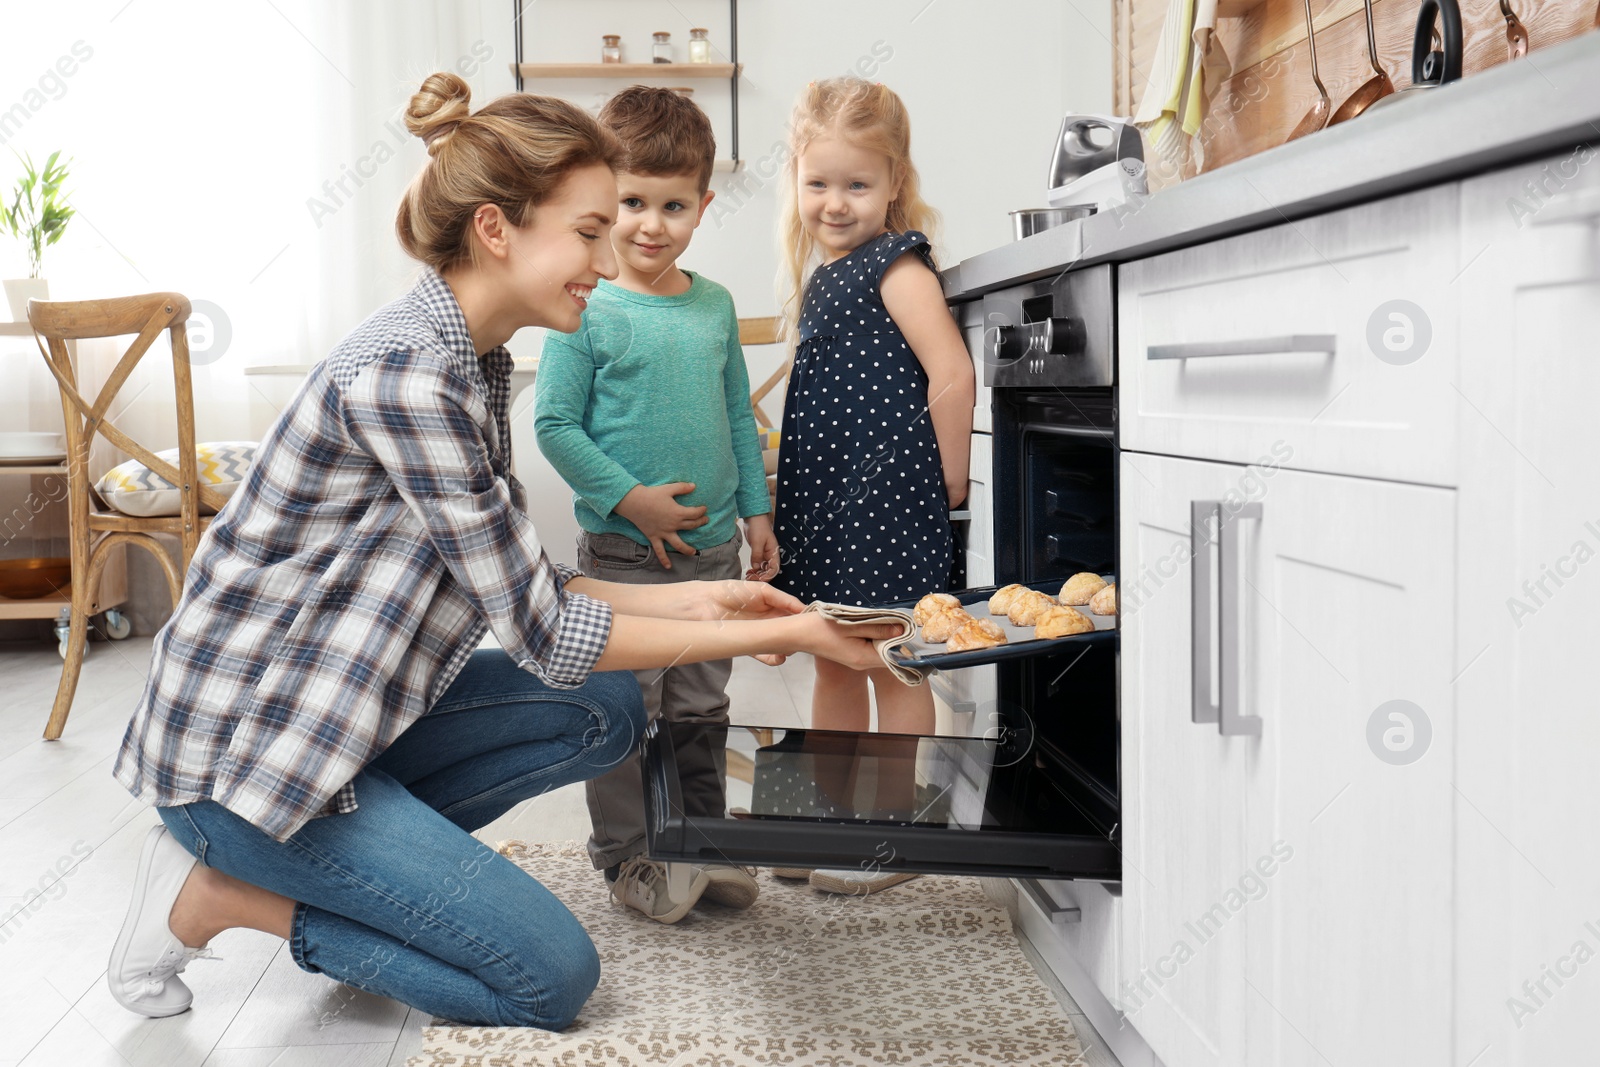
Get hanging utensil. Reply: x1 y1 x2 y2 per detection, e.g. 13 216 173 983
1499 0 1529 58
1365 0 1463 113
1285 0 1331 141
1328 0 1396 124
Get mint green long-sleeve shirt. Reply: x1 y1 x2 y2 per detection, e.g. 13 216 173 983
534 273 770 550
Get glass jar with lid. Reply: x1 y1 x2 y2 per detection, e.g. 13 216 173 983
600 35 621 63
651 31 672 64
687 28 711 63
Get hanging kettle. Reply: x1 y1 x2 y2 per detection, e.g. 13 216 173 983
1366 0 1463 111
1413 0 1463 84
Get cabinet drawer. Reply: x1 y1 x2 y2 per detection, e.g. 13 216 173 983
1118 185 1459 486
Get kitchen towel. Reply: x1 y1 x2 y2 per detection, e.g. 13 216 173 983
803 601 922 686
411 840 1087 1067
1133 0 1220 177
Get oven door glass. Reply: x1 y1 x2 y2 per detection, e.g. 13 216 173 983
640 637 1120 882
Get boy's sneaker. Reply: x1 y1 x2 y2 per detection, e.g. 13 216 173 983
694 864 760 909
107 826 216 1017
809 868 920 896
609 857 709 924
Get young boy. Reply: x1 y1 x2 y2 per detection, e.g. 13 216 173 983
534 86 777 924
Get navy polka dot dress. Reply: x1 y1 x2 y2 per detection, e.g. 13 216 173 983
773 230 953 606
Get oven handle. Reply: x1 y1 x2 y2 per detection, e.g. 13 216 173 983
1148 334 1337 360
1191 500 1220 725
1219 503 1263 737
1018 877 1082 925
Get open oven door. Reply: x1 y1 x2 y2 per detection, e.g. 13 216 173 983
640 603 1121 883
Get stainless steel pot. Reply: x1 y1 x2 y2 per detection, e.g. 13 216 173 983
1010 205 1095 241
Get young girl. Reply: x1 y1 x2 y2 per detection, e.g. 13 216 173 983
771 78 976 892
104 72 899 1030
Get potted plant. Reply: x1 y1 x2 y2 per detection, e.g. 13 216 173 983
1 150 74 322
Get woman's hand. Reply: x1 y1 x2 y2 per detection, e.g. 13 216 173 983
792 612 903 672
690 579 805 622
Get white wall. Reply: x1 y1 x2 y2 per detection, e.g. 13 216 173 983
506 0 1113 563
0 0 1109 585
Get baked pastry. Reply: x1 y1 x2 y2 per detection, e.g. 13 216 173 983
920 605 971 643
1036 605 1095 638
1059 572 1109 606
913 592 961 626
1007 589 1058 627
988 583 1028 615
1089 582 1117 617
948 618 1009 651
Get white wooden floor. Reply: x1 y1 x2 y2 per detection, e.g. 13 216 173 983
0 632 1121 1067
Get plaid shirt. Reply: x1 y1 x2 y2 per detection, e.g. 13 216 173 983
114 270 613 843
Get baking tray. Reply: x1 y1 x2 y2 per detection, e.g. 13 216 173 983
890 576 1116 674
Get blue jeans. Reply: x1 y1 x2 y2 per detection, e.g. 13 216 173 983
157 650 646 1029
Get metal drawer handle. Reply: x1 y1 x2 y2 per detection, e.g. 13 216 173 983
1219 503 1263 737
1191 500 1220 725
1019 878 1082 925
1148 334 1337 361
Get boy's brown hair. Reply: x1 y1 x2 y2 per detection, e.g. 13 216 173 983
598 86 717 193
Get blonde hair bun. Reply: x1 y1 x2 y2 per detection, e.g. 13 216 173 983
394 75 621 272
406 72 473 156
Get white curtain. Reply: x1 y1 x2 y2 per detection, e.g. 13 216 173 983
0 0 513 448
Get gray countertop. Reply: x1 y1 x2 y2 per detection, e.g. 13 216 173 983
942 30 1600 302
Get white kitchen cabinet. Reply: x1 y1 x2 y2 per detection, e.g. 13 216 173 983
1234 465 1455 1067
1119 186 1460 487
1119 451 1252 1067
1453 152 1600 1067
957 297 992 434
965 432 994 587
1121 451 1455 1067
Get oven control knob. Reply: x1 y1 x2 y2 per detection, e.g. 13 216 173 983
989 317 1081 370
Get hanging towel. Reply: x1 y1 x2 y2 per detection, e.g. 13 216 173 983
1133 0 1219 176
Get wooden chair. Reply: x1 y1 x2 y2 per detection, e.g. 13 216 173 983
739 316 788 428
738 316 789 511
30 293 225 740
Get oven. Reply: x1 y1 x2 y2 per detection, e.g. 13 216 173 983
640 264 1121 885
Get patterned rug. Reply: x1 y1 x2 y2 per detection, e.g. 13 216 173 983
410 841 1085 1067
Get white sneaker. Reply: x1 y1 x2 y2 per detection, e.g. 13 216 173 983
695 864 760 909
809 868 919 896
609 857 709 924
107 825 214 1017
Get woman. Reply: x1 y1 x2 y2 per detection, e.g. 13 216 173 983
104 72 895 1030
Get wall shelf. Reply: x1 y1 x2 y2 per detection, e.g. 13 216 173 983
513 62 741 79
512 0 744 164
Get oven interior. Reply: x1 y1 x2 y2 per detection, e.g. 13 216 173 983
639 274 1124 882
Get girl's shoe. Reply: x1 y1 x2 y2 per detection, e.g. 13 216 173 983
808 868 919 896
107 825 215 1017
695 864 760 909
770 867 811 880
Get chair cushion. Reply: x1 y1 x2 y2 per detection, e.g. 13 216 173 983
756 425 781 451
96 441 258 518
